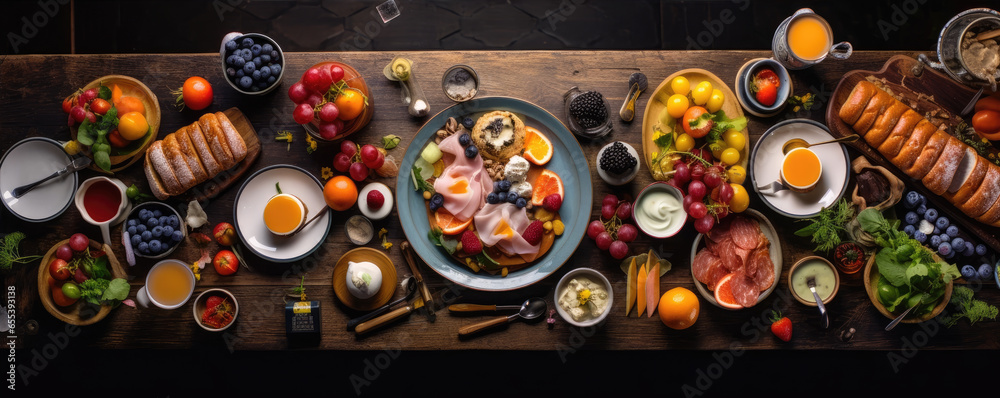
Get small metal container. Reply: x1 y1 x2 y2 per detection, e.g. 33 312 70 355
919 8 1000 88
442 65 479 102
219 32 285 95
345 214 375 245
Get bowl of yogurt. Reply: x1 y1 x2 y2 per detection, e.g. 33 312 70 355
555 267 612 327
632 182 687 239
788 256 840 306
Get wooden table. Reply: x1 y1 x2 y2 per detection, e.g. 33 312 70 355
3 50 998 351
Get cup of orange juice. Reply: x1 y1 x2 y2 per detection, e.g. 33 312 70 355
136 259 196 310
779 147 823 193
772 8 852 70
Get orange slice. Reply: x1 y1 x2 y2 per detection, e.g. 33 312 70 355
713 273 743 309
435 208 473 235
530 169 564 206
523 126 553 165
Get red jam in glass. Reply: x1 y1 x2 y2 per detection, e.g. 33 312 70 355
82 180 121 223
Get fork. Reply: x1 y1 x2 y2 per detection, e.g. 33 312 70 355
756 180 787 196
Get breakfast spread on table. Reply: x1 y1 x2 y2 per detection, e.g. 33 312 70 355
9 8 1000 347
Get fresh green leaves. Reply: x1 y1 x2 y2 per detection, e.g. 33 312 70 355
940 286 998 327
102 278 130 302
89 255 112 280
0 232 42 272
794 198 855 252
411 165 435 193
382 134 401 150
79 277 129 306
875 248 908 286
98 83 111 101
653 127 673 150
427 227 457 255
707 112 747 144
77 103 119 171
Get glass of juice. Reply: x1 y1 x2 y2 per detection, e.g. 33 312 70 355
136 259 196 310
780 147 823 193
771 8 852 70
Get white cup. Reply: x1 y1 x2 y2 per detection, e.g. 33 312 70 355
74 176 130 246
136 259 196 310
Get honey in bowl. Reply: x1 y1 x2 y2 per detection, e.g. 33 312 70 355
787 16 831 61
263 193 307 235
780 148 822 191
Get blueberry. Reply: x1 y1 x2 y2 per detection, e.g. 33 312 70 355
933 227 940 235
961 265 977 279
913 231 927 243
431 193 443 203
172 230 183 242
904 191 922 208
465 145 478 158
459 134 471 146
226 40 238 51
270 50 280 61
516 198 527 208
979 264 994 280
487 192 499 204
963 242 976 257
462 117 474 129
135 224 147 234
946 225 959 238
241 48 253 61
938 241 952 256
251 43 262 56
507 192 519 203
227 67 236 78
130 234 142 248
243 62 256 74
267 76 276 84
137 242 149 254
499 180 512 192
935 216 949 230
945 250 956 260
270 64 281 76
233 56 245 68
146 217 159 228
168 215 179 228
149 240 162 254
240 76 253 89
226 54 236 66
903 224 915 237
429 201 441 212
976 244 988 256
260 54 271 64
915 204 927 215
951 237 966 251
493 181 503 193
904 211 919 225
252 70 262 81
260 66 271 78
161 225 174 237
126 226 137 237
261 43 273 53
152 209 163 218
151 226 163 239
236 69 245 79
253 57 262 68
924 208 938 222
138 210 150 222
929 234 942 247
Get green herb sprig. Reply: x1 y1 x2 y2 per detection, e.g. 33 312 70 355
794 198 855 252
0 232 42 272
940 286 999 327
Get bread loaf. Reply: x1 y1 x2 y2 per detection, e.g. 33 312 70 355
838 81 877 125
875 108 919 158
162 134 197 191
865 103 910 149
147 141 182 196
905 130 948 179
143 112 248 199
198 113 235 170
975 191 1000 226
891 117 935 171
215 112 247 161
187 122 224 177
853 91 895 134
960 164 1000 218
172 126 209 183
921 136 964 195
945 153 989 204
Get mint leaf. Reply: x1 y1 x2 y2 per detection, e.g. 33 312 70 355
905 262 929 282
102 278 130 302
94 151 111 172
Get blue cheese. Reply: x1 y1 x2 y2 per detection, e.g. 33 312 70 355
504 155 530 183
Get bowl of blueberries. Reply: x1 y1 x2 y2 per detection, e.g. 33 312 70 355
220 32 284 95
123 202 186 259
899 190 994 282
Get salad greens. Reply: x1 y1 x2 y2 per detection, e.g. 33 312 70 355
859 208 961 315
79 277 129 306
940 286 998 327
794 198 855 252
705 112 747 151
75 83 118 171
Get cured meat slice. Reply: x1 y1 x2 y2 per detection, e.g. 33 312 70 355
731 216 762 250
708 266 729 291
473 203 539 256
434 133 493 221
730 274 760 308
749 247 775 292
692 249 721 286
738 246 754 276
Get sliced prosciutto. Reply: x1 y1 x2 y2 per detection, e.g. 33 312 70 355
473 203 540 256
434 133 493 221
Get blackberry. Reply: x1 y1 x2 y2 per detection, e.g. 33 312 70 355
569 90 608 129
599 141 637 174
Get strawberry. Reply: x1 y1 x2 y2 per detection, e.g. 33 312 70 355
769 311 792 342
522 220 544 246
543 194 563 212
460 230 482 255
367 190 385 210
206 296 224 309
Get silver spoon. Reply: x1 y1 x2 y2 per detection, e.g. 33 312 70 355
619 72 648 122
885 303 918 331
346 276 416 331
807 276 829 329
961 87 985 116
458 297 546 337
781 134 860 155
10 156 91 198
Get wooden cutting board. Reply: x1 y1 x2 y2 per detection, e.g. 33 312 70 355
142 107 261 203
824 55 1000 252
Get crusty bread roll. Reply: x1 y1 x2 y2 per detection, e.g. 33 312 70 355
187 122 224 177
865 103 910 149
875 108 919 158
921 136 965 195
904 130 949 180
172 126 209 183
945 153 989 203
162 134 197 191
147 141 182 196
838 81 877 125
143 149 170 200
215 112 247 161
975 192 1000 226
960 164 1000 218
891 117 935 171
853 91 895 134
198 113 236 170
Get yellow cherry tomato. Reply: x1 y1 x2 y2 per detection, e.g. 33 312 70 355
720 147 740 166
711 144 725 160
675 133 695 152
729 183 749 213
692 81 713 105
118 111 149 141
667 94 690 119
724 129 746 150
706 89 725 113
671 76 690 96
727 165 747 184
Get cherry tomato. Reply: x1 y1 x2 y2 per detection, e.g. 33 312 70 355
724 129 746 150
675 133 695 152
213 250 239 276
691 81 713 105
670 76 690 96
61 282 82 299
720 148 740 166
50 279 77 307
62 95 76 114
682 106 713 138
975 96 1000 113
972 109 1000 140
90 98 111 115
334 88 366 121
181 76 213 111
49 258 71 281
108 129 130 148
706 89 725 113
666 94 689 119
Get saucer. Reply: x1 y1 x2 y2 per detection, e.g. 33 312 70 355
0 138 78 222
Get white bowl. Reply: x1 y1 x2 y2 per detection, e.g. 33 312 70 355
632 181 687 239
596 141 640 186
193 288 239 332
554 267 613 327
1 138 78 222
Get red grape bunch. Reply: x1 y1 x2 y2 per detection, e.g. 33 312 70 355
333 140 385 182
667 149 733 234
587 194 639 259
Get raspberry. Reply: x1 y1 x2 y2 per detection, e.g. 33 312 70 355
543 194 563 212
461 230 482 255
366 190 385 210
523 221 544 246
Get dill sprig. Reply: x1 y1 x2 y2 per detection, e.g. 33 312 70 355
794 198 855 252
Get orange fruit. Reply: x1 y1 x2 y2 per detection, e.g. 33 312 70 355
713 273 742 309
323 175 358 211
434 209 473 235
115 96 146 116
522 126 553 165
111 84 123 104
117 111 149 140
658 287 700 330
530 169 564 206
334 88 365 121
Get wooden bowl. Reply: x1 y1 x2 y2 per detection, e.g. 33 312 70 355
787 256 840 306
332 247 397 311
863 253 952 324
69 75 161 173
192 288 239 332
36 239 128 325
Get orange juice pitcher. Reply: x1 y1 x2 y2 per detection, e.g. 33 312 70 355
772 8 852 70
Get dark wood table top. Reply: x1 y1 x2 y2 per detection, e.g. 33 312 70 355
3 50 997 351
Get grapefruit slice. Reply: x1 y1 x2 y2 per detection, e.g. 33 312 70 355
531 169 564 206
435 209 473 235
713 273 743 309
523 127 553 165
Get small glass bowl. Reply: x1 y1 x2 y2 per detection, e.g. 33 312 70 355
563 87 613 139
300 61 374 143
442 65 479 102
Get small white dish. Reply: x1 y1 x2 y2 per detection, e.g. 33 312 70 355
74 176 131 246
358 182 394 220
632 181 687 239
0 138 78 222
193 288 239 332
749 119 850 218
233 165 331 262
596 141 640 186
554 267 613 327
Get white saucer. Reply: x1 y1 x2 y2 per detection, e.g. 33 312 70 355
749 119 850 218
233 165 331 262
0 138 78 222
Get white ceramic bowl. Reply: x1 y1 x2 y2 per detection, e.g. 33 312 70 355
220 32 285 95
0 138 78 222
554 267 613 327
632 181 687 239
596 141 640 186
193 288 239 332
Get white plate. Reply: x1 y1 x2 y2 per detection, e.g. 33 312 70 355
1 138 78 222
233 165 331 262
749 119 850 218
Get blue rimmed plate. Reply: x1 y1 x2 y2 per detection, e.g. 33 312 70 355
396 97 591 291
1 137 78 222
233 164 331 263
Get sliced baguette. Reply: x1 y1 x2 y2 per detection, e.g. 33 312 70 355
976 193 1000 226
838 81 877 125
866 102 910 150
198 113 235 170
172 126 209 183
945 153 989 203
215 112 247 162
143 150 171 200
853 91 895 135
875 107 919 158
904 130 949 179
162 133 197 191
921 136 965 195
959 164 1000 218
147 141 183 196
187 122 224 176
891 117 936 171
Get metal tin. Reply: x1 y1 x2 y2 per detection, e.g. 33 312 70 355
920 8 1000 88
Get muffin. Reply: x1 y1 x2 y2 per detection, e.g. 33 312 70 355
471 111 525 163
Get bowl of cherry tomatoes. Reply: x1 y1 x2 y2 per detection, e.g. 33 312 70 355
288 61 373 142
37 233 128 326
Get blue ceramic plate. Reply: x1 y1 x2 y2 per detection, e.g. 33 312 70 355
396 97 591 291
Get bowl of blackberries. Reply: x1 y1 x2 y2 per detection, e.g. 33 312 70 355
596 141 640 186
123 202 186 259
220 32 284 95
564 86 612 139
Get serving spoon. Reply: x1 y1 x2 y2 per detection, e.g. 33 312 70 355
457 297 546 337
781 134 859 155
807 276 830 329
